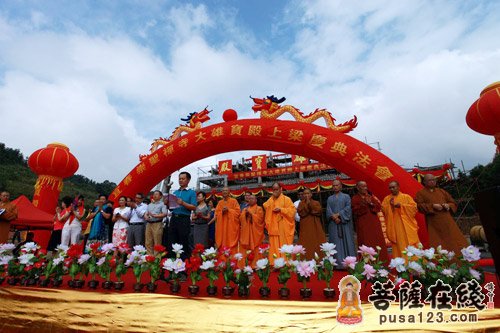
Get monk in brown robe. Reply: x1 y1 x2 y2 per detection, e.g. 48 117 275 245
263 183 296 264
215 187 240 254
297 188 326 260
239 195 264 266
415 174 467 255
0 191 18 243
351 181 389 263
381 181 420 259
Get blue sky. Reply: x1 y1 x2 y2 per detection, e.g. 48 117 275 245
1 1 499 186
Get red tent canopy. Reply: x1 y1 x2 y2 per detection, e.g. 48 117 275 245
10 195 54 230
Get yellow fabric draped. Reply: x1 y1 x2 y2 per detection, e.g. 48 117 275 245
1 287 499 332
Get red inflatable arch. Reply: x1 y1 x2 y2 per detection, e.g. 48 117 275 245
109 118 427 245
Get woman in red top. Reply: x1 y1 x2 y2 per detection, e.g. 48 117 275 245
47 202 67 252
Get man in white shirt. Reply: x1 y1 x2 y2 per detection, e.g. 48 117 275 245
294 189 305 238
128 193 148 248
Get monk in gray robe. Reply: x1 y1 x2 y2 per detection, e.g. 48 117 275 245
326 180 356 268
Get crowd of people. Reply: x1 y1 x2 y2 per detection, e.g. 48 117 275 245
1 172 468 268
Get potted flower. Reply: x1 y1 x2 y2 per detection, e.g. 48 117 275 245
185 244 204 296
76 253 91 288
114 243 130 290
296 259 316 299
50 245 68 287
97 243 116 289
275 244 295 299
235 264 253 297
163 243 186 294
456 245 483 285
220 247 237 297
66 243 84 288
18 242 43 286
86 242 102 289
344 245 388 288
317 242 338 299
0 243 16 285
125 245 148 292
146 244 167 292
255 258 271 298
200 247 218 296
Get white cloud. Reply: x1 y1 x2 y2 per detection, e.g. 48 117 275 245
1 1 499 193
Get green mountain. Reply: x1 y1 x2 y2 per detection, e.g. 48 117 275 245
0 143 116 205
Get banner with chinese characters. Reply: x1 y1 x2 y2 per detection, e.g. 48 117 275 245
291 154 309 166
251 155 267 171
230 162 331 180
218 159 233 175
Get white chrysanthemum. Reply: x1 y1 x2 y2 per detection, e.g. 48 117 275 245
96 257 106 266
203 247 217 257
53 256 65 266
279 244 294 254
133 245 146 253
200 260 215 270
233 253 243 261
78 254 91 265
273 258 286 269
18 253 35 265
243 266 253 274
172 243 184 255
0 255 14 265
389 257 406 273
101 243 115 253
255 258 268 270
424 248 435 260
21 242 38 252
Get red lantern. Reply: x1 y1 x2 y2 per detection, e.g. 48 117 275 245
466 82 500 136
28 143 79 214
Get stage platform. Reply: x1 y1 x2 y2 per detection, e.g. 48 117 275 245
1 271 499 332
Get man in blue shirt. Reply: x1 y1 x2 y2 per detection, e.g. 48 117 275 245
169 171 197 260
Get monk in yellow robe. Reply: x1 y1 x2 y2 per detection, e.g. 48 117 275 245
415 174 468 256
381 181 420 259
263 183 296 264
239 195 264 266
297 188 326 260
215 187 240 254
0 191 18 243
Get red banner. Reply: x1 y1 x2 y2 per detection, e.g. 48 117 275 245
230 162 331 180
218 159 233 175
252 155 267 171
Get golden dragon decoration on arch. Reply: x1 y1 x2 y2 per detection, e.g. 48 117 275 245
250 95 357 133
141 107 211 159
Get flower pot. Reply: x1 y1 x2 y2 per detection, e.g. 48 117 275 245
0 276 5 285
75 280 85 288
146 282 157 293
88 280 99 289
238 286 249 298
222 286 235 298
114 281 125 290
7 277 19 285
279 287 290 299
52 278 63 287
169 283 181 294
259 287 271 298
39 278 51 287
26 278 37 286
68 279 76 288
102 280 113 290
20 277 28 285
300 288 312 299
188 285 199 296
206 285 218 296
133 283 144 292
323 288 336 299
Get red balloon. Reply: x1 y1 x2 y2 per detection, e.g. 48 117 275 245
223 109 238 122
466 82 500 135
